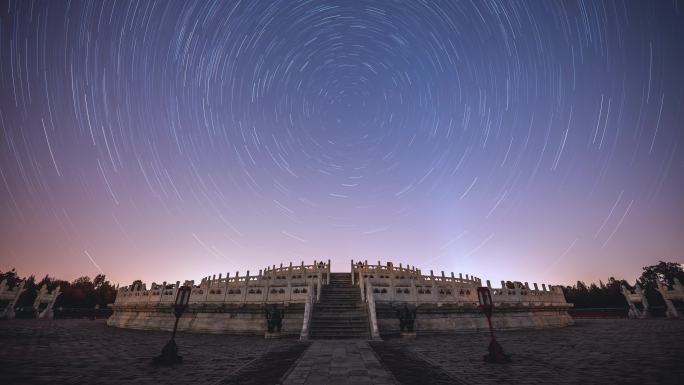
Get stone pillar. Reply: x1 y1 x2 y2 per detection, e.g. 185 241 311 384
34 285 62 319
0 280 26 320
621 284 649 319
656 280 682 319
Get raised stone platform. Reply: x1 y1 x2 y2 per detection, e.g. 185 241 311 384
107 260 573 337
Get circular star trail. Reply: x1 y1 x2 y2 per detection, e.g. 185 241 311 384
0 1 683 284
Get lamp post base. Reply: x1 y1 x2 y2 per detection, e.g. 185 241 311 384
152 339 183 366
483 339 511 364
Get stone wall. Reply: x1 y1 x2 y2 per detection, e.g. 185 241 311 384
107 303 305 335
375 303 573 335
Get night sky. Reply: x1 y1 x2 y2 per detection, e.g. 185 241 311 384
1 0 683 286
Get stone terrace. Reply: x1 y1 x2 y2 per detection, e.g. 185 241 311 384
0 318 682 384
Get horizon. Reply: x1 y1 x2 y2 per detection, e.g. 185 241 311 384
3 257 680 289
1 1 683 289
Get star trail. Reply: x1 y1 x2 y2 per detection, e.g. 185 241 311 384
0 0 682 285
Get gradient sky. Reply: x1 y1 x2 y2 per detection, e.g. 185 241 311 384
1 0 683 287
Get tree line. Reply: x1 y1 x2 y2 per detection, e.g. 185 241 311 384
561 261 683 309
0 269 117 311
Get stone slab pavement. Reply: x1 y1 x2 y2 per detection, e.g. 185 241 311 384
282 340 397 385
0 319 299 384
379 318 684 385
1 318 683 384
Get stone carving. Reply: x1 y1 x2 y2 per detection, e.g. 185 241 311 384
265 305 284 333
656 278 684 319
621 283 649 319
33 285 62 319
0 279 26 320
395 303 416 332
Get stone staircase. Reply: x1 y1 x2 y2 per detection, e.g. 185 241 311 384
310 273 370 339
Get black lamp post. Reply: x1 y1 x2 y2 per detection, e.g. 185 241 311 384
153 285 191 366
477 287 511 363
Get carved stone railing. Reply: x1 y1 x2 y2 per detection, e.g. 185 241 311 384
0 279 26 319
352 260 569 309
362 278 381 339
112 260 330 307
299 283 315 340
656 278 683 319
33 284 62 319
621 283 650 318
489 281 568 307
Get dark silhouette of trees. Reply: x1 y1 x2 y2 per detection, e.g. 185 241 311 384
638 261 684 289
0 269 119 312
562 261 682 309
637 261 684 310
0 268 21 288
562 277 629 308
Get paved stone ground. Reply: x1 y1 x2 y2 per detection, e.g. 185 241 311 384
1 318 682 384
379 319 684 385
0 319 301 384
283 341 397 385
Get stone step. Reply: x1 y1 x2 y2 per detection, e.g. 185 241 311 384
322 288 358 292
316 298 363 302
311 321 369 326
313 311 366 315
310 321 369 326
309 273 369 340
310 329 368 333
319 298 360 302
311 321 368 331
313 310 368 319
310 329 370 334
316 299 363 303
316 305 362 308
309 333 370 340
311 316 368 321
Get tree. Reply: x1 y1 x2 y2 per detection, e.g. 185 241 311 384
93 274 106 289
15 274 37 309
633 261 684 312
638 261 684 290
0 268 21 288
561 278 630 308
73 276 93 286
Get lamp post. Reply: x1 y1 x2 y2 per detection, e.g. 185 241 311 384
477 287 511 363
153 285 191 366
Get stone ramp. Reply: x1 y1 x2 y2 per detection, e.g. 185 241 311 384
282 341 398 385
